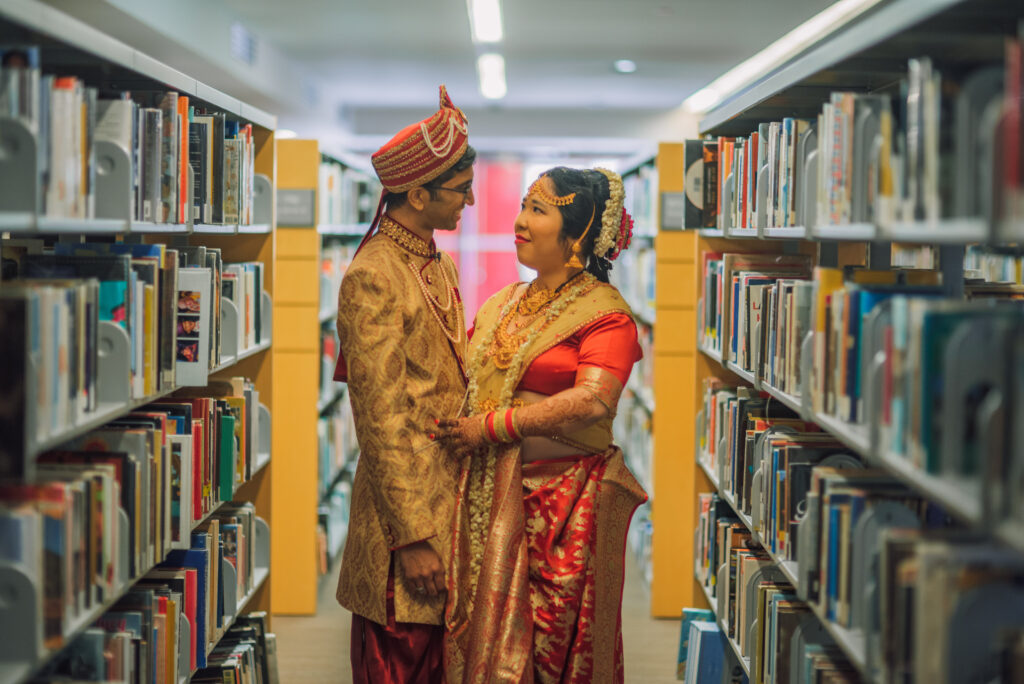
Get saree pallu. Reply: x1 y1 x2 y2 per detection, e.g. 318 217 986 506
445 444 646 683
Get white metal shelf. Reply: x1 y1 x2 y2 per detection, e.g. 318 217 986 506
872 448 982 526
32 387 179 458
811 223 878 242
725 360 757 387
761 381 803 415
204 567 269 660
193 224 238 235
694 219 1007 247
811 411 871 458
211 340 271 374
881 218 988 244
238 223 272 235
698 341 723 364
0 214 270 236
763 226 808 240
0 0 276 129
318 386 347 415
317 223 371 236
319 307 338 325
697 0 969 135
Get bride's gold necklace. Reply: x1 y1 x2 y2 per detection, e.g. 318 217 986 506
490 272 584 369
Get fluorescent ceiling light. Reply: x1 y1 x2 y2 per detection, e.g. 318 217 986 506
477 53 507 100
468 0 503 43
682 0 884 114
683 87 722 113
276 129 297 139
613 59 637 74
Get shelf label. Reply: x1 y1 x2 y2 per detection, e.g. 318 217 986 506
277 189 316 227
660 192 686 231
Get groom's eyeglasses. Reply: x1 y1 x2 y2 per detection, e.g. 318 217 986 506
428 182 474 200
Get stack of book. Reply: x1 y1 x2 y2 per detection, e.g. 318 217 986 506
622 162 658 238
193 611 279 684
695 495 861 684
684 41 1024 244
610 245 655 324
31 509 268 684
876 531 1024 684
0 45 259 225
0 242 269 463
318 158 380 227
317 403 356 501
0 378 266 665
697 251 812 366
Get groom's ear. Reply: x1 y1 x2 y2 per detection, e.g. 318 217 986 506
407 186 430 211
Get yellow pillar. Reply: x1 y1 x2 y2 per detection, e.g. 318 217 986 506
271 139 321 614
651 142 702 617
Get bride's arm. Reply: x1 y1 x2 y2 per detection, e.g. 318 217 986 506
435 367 621 452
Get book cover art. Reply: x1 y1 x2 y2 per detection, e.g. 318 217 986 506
683 139 704 229
175 267 212 386
702 141 720 229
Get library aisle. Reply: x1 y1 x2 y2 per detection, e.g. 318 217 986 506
9 0 1024 682
273 554 681 683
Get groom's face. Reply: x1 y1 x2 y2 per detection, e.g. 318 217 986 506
422 166 475 232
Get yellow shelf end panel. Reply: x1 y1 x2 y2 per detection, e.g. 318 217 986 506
271 139 321 615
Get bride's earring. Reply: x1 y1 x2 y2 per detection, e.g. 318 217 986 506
565 240 584 269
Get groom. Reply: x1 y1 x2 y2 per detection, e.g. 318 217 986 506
334 85 475 683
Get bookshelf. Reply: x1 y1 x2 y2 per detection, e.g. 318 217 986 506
0 0 278 681
614 156 657 587
675 1 1024 681
315 153 371 588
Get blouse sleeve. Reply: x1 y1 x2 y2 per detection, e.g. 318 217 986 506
576 312 643 386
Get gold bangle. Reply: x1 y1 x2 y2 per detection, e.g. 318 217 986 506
508 408 523 441
493 411 508 443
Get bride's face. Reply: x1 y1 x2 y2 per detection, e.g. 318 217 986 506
514 177 568 273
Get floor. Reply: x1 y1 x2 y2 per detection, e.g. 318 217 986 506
273 552 682 683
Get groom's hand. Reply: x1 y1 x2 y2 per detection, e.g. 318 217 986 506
396 541 446 597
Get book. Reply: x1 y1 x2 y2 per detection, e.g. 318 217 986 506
677 607 715 678
684 620 725 684
683 139 704 229
175 267 213 386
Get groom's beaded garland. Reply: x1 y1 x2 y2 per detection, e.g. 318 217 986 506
379 215 464 346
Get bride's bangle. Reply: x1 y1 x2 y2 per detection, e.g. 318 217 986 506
481 409 522 444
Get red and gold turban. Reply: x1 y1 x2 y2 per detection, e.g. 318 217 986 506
333 86 469 384
371 85 470 192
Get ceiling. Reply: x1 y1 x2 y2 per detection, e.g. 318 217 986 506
223 0 835 156
38 0 837 158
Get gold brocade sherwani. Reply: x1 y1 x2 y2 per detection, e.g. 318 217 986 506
335 230 467 626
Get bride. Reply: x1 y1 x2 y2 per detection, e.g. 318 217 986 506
437 166 648 683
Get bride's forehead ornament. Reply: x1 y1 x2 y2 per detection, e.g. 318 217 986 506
526 177 576 207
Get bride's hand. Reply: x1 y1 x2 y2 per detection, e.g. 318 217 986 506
435 416 488 453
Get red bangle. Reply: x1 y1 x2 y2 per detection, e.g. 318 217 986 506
504 409 519 441
484 411 500 443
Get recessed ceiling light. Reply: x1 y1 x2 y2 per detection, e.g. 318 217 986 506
478 53 507 99
614 59 637 74
468 0 503 43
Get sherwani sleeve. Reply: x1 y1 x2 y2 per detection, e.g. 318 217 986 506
337 266 436 549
